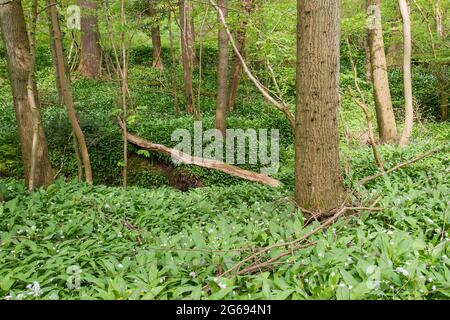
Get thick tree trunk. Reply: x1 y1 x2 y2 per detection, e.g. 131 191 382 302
77 0 102 78
180 0 195 113
398 0 413 148
367 0 398 143
0 0 54 189
295 0 343 212
215 0 228 137
47 0 93 183
149 0 163 70
227 0 253 111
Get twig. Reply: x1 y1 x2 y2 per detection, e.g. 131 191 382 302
358 147 445 185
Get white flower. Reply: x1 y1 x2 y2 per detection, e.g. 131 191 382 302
218 283 227 289
159 277 166 284
208 229 214 233
25 281 42 297
432 285 437 291
117 263 124 269
395 267 409 277
428 277 433 282
331 272 336 277
189 272 196 278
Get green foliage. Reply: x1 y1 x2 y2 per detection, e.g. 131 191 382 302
0 144 448 300
0 0 449 301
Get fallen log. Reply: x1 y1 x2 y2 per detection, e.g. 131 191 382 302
118 121 281 187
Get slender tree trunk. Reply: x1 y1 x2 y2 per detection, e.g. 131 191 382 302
47 0 93 183
439 91 448 121
49 27 64 102
149 0 163 70
367 0 398 143
120 0 128 189
435 0 448 121
180 0 195 113
77 0 102 78
168 11 179 115
364 37 372 82
0 0 54 189
227 0 253 111
295 0 343 212
398 0 413 148
215 0 228 137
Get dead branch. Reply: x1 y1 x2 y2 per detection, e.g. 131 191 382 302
118 120 281 187
358 147 444 186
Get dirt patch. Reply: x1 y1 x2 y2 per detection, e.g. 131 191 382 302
128 153 204 192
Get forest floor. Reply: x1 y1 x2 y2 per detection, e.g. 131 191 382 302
0 48 449 300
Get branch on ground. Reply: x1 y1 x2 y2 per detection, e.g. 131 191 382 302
118 120 281 187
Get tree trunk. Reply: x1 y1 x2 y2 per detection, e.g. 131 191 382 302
47 0 93 183
215 0 228 137
149 0 163 70
398 0 413 148
295 0 343 212
0 0 54 189
435 0 448 121
227 0 253 111
439 91 448 121
120 0 128 189
180 0 195 113
168 11 179 115
77 0 102 78
364 37 372 82
367 0 398 143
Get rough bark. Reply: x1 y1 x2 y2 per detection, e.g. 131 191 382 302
227 0 253 111
47 0 93 183
77 0 102 78
295 0 343 211
149 0 163 70
398 0 413 148
367 0 398 143
180 0 195 113
215 0 228 137
0 0 54 189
